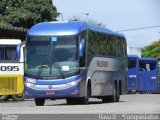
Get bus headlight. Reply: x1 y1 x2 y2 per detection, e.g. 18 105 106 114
25 82 35 88
25 78 36 83
25 77 36 88
66 80 80 87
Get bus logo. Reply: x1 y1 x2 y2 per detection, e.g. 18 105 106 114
48 85 53 89
97 60 108 68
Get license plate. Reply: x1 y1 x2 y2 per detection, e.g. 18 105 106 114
46 92 55 95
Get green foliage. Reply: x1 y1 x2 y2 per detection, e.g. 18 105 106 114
142 41 160 60
0 0 58 29
69 16 106 27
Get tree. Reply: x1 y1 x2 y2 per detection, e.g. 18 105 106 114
142 41 160 60
69 16 106 27
0 0 58 29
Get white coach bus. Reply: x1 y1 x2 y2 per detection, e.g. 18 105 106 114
0 39 24 101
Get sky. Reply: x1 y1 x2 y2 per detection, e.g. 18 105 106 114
52 0 160 48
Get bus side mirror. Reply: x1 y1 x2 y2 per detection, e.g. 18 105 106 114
79 39 85 57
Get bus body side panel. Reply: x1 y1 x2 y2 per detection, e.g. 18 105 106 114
138 70 158 91
138 59 158 92
127 55 139 92
0 62 24 95
86 56 127 97
128 68 139 91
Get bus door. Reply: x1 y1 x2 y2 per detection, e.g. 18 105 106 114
138 59 158 91
128 56 139 92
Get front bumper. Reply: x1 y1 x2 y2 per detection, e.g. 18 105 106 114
24 75 81 98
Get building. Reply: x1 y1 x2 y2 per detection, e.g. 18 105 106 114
127 46 141 57
0 25 27 40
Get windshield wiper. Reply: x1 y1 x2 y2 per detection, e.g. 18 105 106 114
36 65 48 79
50 58 65 79
36 56 49 78
54 62 65 79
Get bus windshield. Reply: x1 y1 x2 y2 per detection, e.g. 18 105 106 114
128 57 137 69
25 35 79 79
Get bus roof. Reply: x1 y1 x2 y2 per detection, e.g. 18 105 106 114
28 21 124 37
128 54 139 58
139 57 158 61
0 39 21 45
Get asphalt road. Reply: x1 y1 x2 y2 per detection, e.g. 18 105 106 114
0 94 160 114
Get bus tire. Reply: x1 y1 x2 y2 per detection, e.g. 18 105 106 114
66 98 76 105
12 94 25 101
0 95 9 101
101 82 120 103
111 83 120 102
115 83 120 102
35 98 45 106
79 83 90 104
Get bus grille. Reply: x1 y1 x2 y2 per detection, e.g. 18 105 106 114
0 77 17 93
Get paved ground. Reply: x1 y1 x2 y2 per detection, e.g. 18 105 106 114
0 94 160 114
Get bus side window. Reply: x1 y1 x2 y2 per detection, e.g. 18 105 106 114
150 61 156 71
80 31 87 67
139 60 157 71
139 61 146 71
5 47 17 60
0 47 4 60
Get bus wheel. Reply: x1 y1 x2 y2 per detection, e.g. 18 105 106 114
79 84 90 104
66 98 76 105
0 95 9 101
101 83 120 103
110 83 120 102
12 94 25 101
35 98 45 106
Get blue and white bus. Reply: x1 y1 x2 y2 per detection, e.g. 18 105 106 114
24 21 128 106
138 57 159 92
128 55 160 93
128 55 139 93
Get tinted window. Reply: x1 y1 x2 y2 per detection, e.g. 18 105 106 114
0 46 16 60
0 47 4 60
87 30 126 57
5 47 17 60
80 31 87 67
88 31 111 56
25 35 79 79
128 57 137 69
139 60 157 71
